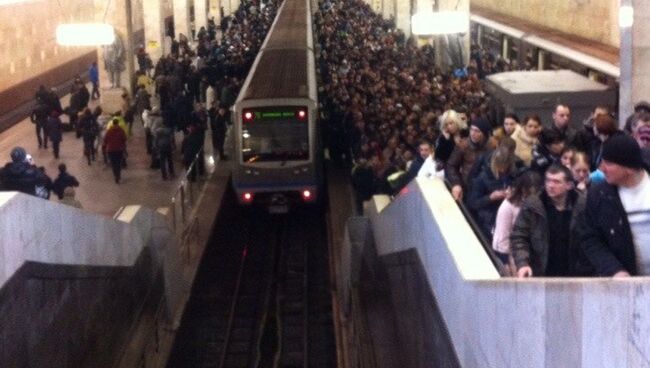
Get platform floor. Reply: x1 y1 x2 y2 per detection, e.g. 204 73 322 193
0 89 217 217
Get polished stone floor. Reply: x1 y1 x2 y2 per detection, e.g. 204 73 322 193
0 88 218 217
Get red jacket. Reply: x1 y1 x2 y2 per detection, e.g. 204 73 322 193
104 125 127 152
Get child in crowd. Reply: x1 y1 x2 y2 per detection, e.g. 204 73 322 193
491 170 542 276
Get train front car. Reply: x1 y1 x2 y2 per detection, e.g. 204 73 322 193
231 0 319 213
233 101 320 212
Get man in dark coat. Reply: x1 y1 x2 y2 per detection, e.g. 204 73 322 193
181 123 205 182
208 103 229 159
580 135 650 277
154 124 175 180
446 117 494 201
46 111 63 159
52 163 80 200
30 101 49 149
511 164 591 277
0 147 49 198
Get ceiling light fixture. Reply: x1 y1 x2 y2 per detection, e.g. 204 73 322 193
55 0 115 46
56 23 115 46
411 10 469 35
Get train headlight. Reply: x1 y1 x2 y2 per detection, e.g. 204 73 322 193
243 111 254 122
297 109 307 120
302 190 312 201
243 192 254 203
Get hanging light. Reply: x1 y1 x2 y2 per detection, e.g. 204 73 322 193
411 11 469 35
56 23 115 46
619 5 634 28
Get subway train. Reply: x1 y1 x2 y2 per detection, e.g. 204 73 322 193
232 0 321 213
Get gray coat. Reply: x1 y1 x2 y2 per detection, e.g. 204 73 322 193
510 190 590 276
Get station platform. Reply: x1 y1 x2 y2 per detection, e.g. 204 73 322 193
0 89 216 217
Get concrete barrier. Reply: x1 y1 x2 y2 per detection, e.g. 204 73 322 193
366 177 650 368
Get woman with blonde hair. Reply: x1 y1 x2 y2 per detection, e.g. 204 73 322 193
435 109 468 168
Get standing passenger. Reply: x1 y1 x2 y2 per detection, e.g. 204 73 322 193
581 135 650 277
104 119 128 184
511 164 590 277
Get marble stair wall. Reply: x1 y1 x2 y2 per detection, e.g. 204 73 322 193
365 178 650 368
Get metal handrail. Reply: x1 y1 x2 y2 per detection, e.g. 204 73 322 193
443 180 508 276
168 150 209 237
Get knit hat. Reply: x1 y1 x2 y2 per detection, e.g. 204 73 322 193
10 146 26 163
601 134 644 169
471 118 492 138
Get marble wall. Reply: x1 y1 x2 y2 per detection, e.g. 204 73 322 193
0 0 95 94
366 178 650 367
471 0 620 48
0 192 169 289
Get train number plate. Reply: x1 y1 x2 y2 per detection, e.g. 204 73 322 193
268 205 289 214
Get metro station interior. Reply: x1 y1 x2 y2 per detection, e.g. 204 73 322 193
1 0 649 367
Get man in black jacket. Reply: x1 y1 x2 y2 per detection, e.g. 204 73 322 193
512 164 589 277
580 135 650 277
0 147 50 198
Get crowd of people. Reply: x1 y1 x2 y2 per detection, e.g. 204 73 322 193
315 0 650 278
0 0 280 205
1 0 649 278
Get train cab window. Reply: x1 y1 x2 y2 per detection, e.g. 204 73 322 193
241 107 309 163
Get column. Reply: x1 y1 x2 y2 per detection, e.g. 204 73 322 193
394 0 412 38
173 0 191 40
433 0 469 71
95 0 136 109
619 0 650 127
143 0 165 63
208 0 220 24
382 0 393 21
195 0 208 33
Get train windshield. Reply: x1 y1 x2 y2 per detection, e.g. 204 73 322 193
241 107 309 163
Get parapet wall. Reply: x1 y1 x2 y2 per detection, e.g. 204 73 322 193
0 192 175 368
367 178 650 368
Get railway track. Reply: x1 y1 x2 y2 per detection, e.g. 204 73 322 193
167 202 334 368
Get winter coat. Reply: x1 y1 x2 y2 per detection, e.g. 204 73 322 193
46 115 63 142
181 129 204 164
511 128 536 166
0 161 48 197
52 172 80 200
104 125 127 153
154 126 175 153
467 166 514 240
446 138 493 190
530 144 558 176
435 134 455 165
580 182 639 276
510 190 591 276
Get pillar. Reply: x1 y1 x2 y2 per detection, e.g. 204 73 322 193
208 0 220 24
395 0 412 39
95 0 136 103
433 0 469 72
195 0 208 33
143 0 166 63
173 0 191 40
619 0 650 127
